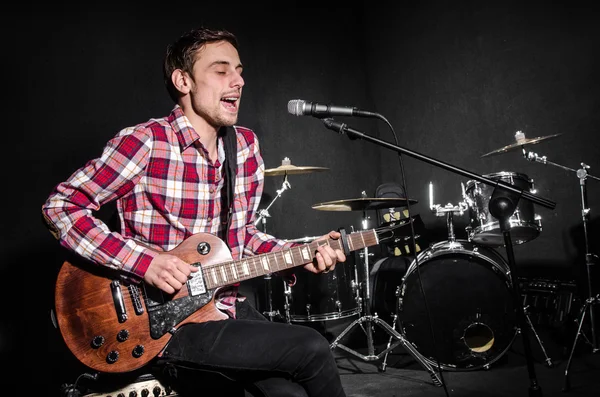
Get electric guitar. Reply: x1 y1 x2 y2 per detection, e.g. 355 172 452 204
54 224 405 373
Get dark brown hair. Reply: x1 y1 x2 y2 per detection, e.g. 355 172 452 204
163 27 239 103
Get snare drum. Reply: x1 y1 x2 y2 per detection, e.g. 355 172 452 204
262 260 361 323
464 171 542 246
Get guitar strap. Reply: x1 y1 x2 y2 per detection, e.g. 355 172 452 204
221 126 238 249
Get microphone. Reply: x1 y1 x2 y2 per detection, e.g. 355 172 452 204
288 99 379 118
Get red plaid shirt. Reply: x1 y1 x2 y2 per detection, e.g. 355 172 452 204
42 105 296 317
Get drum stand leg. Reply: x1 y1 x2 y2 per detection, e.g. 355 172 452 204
262 274 281 322
379 286 401 373
523 305 554 367
329 237 442 387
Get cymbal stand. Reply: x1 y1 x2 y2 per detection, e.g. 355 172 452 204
329 206 443 387
255 173 291 322
524 151 600 391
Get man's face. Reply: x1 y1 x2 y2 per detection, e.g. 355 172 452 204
188 40 244 128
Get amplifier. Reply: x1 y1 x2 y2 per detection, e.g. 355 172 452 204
518 277 578 328
81 376 177 397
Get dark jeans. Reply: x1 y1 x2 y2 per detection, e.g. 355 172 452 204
160 299 346 397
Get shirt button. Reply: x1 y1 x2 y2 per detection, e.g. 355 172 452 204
209 188 215 193
207 217 212 223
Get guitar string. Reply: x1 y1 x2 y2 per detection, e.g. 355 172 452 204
111 229 379 306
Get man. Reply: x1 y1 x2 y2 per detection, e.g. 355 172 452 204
42 26 347 397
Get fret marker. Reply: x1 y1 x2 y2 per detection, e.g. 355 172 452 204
301 246 311 261
220 267 227 282
242 261 250 275
211 269 218 284
261 256 270 271
230 263 238 279
284 252 293 265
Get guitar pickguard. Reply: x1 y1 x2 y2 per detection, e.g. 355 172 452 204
147 289 215 339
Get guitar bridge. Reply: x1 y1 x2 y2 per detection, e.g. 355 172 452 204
129 285 144 315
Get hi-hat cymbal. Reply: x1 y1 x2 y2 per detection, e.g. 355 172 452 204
481 133 562 158
312 197 418 212
264 164 329 176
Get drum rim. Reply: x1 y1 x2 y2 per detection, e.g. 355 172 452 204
405 239 511 283
412 330 519 371
289 308 360 322
466 171 532 188
483 171 531 180
468 219 541 246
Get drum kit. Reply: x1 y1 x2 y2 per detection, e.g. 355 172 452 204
257 131 598 386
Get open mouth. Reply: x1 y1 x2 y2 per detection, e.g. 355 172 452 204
221 96 239 112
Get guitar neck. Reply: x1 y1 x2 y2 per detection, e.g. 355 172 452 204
200 229 378 289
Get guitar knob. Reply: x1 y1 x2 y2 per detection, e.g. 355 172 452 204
129 392 138 397
106 350 119 363
117 394 125 397
153 386 161 396
91 335 105 348
117 329 130 342
141 390 150 397
132 344 145 358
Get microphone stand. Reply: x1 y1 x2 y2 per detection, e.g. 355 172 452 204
524 150 599 391
323 118 555 397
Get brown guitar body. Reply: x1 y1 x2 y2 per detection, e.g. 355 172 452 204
54 233 231 373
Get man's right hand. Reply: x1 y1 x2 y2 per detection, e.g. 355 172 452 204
143 253 198 294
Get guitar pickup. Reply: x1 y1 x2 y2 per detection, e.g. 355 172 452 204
110 280 128 322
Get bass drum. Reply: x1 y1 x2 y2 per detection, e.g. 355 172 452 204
398 240 517 371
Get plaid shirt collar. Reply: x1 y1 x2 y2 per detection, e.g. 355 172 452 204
169 105 203 152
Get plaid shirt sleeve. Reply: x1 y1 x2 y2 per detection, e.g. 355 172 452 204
41 126 159 280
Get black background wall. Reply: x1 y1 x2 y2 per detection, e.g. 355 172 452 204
3 1 599 394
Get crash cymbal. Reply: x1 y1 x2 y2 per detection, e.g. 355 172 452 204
312 197 418 212
481 132 562 158
264 164 329 176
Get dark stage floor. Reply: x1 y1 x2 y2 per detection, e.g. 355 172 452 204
51 312 599 397
326 313 600 397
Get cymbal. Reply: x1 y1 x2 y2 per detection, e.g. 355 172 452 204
312 197 418 212
264 164 329 176
481 133 562 158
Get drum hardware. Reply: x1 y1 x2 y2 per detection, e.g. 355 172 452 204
521 150 600 391
429 181 469 243
256 157 329 322
312 194 444 387
462 172 542 247
316 119 555 395
522 304 554 368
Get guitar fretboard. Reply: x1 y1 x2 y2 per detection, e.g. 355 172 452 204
200 229 378 289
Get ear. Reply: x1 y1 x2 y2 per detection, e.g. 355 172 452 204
171 69 191 95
